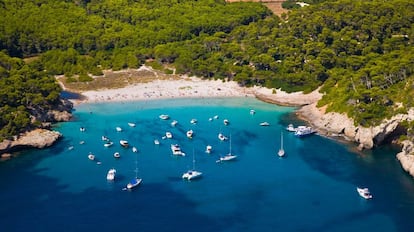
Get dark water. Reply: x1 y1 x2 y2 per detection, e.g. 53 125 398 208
0 97 413 232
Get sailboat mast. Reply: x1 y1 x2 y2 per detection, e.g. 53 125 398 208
281 132 283 150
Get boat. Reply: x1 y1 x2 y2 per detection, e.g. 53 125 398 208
125 153 142 190
223 119 229 125
218 133 228 141
190 118 197 124
103 141 113 147
68 146 74 151
120 140 129 147
286 124 296 132
116 126 122 132
102 135 110 141
171 120 178 127
205 145 212 154
208 117 213 121
213 115 219 119
217 134 237 162
88 153 95 161
159 114 169 120
132 146 138 153
165 131 173 139
171 144 185 156
128 122 136 127
79 140 85 145
107 168 116 181
80 127 86 132
250 109 256 115
260 122 270 126
278 132 285 157
182 151 202 180
357 187 373 199
186 129 194 139
294 126 316 137
154 139 160 145
113 152 121 158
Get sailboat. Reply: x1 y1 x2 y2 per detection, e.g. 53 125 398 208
217 134 237 162
182 150 202 180
124 152 142 190
278 131 285 157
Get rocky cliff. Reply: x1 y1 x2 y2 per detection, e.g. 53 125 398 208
397 140 414 177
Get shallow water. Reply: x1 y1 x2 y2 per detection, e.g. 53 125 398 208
0 97 413 232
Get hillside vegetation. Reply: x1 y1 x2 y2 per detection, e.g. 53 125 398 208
0 0 413 140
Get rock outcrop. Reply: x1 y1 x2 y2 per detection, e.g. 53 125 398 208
397 140 414 177
0 129 62 154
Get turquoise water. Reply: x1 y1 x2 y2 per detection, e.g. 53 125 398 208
1 97 414 231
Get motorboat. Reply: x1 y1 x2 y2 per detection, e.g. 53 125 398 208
260 122 270 126
218 133 228 141
171 120 178 127
357 187 373 199
294 126 316 137
223 119 229 125
113 152 121 158
116 126 123 132
128 122 136 127
80 127 86 132
159 114 170 120
68 146 74 151
120 140 129 147
107 168 116 181
154 139 160 145
250 109 256 115
205 145 212 154
171 144 185 156
213 115 219 119
88 153 95 161
286 124 296 132
208 117 213 121
132 146 138 153
102 135 110 141
186 130 194 139
165 131 173 139
190 118 197 124
278 132 285 157
103 141 113 147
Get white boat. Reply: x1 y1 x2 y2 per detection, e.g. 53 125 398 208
190 118 197 124
260 122 270 126
125 153 142 190
107 168 116 181
154 139 160 145
208 117 213 121
218 133 228 141
116 126 122 132
278 132 285 157
165 131 173 139
113 152 121 158
80 127 86 132
294 126 316 137
103 141 113 147
171 144 185 156
120 140 129 147
171 120 178 127
159 114 170 120
68 146 74 151
182 151 202 180
102 135 110 141
205 145 212 154
217 134 237 162
186 129 194 139
88 153 95 161
223 119 229 125
128 122 136 127
357 187 373 199
213 115 219 119
250 109 256 115
132 146 138 153
286 124 296 132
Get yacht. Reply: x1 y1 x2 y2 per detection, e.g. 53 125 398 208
106 168 116 181
88 153 95 161
171 144 185 156
112 152 120 158
102 135 110 141
171 120 178 127
120 140 129 147
218 133 228 141
250 109 256 115
223 119 230 125
260 122 270 126
286 124 296 132
213 115 219 119
116 126 123 132
190 118 197 124
294 126 316 137
165 131 173 139
128 122 136 127
217 134 237 162
186 129 194 139
132 146 138 153
159 114 170 120
357 187 373 199
80 127 86 132
205 145 212 154
182 152 202 180
154 139 160 145
125 154 142 190
103 141 113 147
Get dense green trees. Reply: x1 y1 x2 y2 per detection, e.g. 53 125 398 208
0 0 413 136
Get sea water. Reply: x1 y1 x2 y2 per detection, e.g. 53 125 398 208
1 97 414 232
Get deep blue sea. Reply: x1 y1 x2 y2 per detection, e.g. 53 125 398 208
1 97 414 232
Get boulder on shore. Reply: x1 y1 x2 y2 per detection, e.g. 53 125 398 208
0 129 62 154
